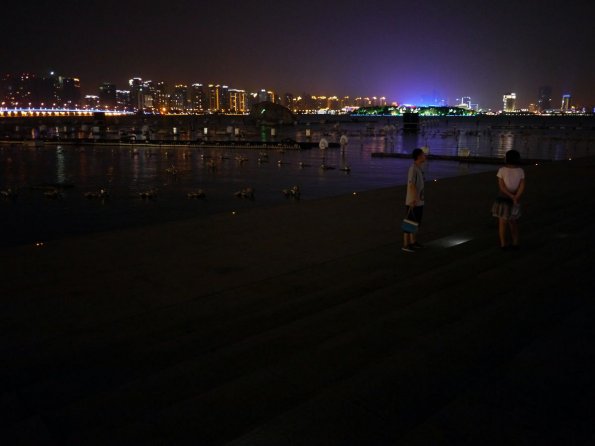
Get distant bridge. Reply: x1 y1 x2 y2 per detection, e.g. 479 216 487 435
0 108 133 118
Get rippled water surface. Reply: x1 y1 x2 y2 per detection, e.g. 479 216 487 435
2 117 594 247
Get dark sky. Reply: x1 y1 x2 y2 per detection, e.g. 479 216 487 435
3 0 594 109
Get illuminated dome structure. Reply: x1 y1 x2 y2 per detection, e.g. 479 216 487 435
249 101 295 125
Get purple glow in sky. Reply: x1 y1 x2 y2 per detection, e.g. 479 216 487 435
3 0 595 109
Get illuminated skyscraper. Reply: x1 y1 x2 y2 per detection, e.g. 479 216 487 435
228 89 246 113
171 85 189 112
460 96 471 108
1 71 81 108
84 95 100 109
129 78 144 111
0 73 42 107
221 85 229 112
190 83 206 112
537 86 552 112
503 93 516 112
153 82 169 112
328 96 340 111
208 84 229 112
257 89 268 103
142 80 158 111
561 93 571 112
116 90 131 110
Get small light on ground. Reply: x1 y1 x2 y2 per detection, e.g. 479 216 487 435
35 242 44 247
232 211 236 215
353 192 357 196
428 235 473 248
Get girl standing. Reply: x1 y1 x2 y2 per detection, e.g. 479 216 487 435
492 149 525 250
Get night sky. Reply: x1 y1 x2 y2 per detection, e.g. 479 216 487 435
3 0 595 110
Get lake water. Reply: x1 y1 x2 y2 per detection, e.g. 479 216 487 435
2 116 594 248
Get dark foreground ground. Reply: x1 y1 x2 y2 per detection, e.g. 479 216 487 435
2 157 595 445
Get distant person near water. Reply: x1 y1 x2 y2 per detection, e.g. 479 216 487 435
402 148 427 253
491 149 525 250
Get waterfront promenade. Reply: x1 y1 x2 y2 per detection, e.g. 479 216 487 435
2 157 595 445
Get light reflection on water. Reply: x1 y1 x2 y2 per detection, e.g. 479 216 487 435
1 118 594 247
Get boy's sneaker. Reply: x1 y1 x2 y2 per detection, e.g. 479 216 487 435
401 245 415 253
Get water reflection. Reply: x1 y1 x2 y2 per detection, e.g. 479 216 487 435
2 118 595 247
56 147 66 184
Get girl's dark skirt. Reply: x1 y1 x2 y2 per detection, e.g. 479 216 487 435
492 196 521 220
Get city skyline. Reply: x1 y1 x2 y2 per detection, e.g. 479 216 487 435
1 70 589 114
3 0 595 110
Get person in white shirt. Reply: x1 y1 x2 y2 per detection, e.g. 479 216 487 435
491 149 525 250
402 148 427 252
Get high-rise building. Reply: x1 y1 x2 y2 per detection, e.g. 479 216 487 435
221 85 229 112
255 89 275 104
354 97 372 107
171 85 189 112
537 86 552 112
0 73 40 107
84 95 100 109
327 96 340 111
128 78 144 111
99 82 117 109
208 84 229 112
228 89 246 113
116 90 131 110
43 71 62 106
208 84 219 112
377 97 388 107
283 93 294 109
125 78 158 111
190 83 206 112
300 94 315 111
142 80 158 111
246 92 259 111
311 96 326 110
561 93 571 112
0 72 72 108
60 77 81 107
153 82 169 112
460 96 471 108
503 93 516 112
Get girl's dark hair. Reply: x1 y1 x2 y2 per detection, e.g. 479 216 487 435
505 149 521 165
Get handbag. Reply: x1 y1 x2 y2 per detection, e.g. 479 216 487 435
401 208 419 233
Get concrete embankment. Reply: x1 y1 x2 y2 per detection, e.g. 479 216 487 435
2 157 595 444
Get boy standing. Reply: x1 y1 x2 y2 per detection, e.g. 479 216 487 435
402 148 426 252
